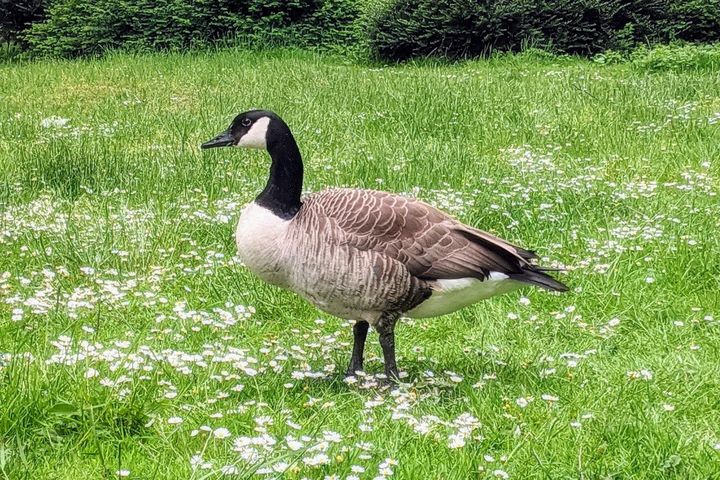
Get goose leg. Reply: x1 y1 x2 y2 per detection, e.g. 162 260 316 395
376 312 400 382
346 320 369 376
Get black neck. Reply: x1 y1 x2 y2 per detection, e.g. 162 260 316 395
255 121 303 219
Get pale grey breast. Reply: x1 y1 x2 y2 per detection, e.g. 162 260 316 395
235 202 292 288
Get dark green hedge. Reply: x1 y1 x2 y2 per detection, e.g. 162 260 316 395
0 0 46 44
24 0 361 57
9 0 720 60
368 0 720 61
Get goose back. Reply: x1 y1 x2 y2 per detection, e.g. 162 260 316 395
298 188 535 281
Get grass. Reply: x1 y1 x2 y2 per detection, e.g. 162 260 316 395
0 48 719 479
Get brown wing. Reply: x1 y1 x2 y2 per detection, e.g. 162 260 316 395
302 188 536 281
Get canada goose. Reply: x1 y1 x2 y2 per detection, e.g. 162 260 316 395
201 110 567 383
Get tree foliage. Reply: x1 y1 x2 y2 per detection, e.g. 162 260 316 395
24 0 361 57
368 0 720 61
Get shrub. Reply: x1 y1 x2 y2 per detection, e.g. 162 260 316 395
25 0 362 58
368 0 720 61
592 49 626 65
368 0 621 60
667 0 720 43
630 43 720 71
0 0 46 44
366 0 481 60
15 0 720 60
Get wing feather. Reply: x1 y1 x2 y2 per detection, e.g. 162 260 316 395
300 188 536 281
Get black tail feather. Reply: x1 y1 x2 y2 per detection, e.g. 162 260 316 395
515 247 538 261
510 269 568 292
532 266 566 272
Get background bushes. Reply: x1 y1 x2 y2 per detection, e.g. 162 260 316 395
629 42 720 71
368 0 720 60
0 0 46 44
6 0 720 60
24 0 362 58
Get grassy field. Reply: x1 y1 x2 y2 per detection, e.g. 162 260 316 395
1 49 719 479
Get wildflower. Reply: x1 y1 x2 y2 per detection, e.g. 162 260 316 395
286 437 304 450
220 465 238 475
323 431 342 442
167 416 183 425
448 433 466 448
190 455 203 469
627 369 653 381
379 465 393 476
303 453 330 466
255 416 273 426
41 116 70 128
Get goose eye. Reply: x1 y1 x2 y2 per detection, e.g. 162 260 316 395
241 118 252 127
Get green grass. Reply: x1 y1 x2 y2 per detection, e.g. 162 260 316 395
1 48 720 479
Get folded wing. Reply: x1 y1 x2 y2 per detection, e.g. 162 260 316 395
305 189 566 291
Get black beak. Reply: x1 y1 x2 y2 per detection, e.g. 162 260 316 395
201 129 234 149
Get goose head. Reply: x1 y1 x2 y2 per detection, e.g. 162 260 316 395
201 110 280 150
201 110 304 219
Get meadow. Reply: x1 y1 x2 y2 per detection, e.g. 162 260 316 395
0 49 719 479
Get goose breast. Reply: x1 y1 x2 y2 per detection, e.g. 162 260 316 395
235 202 292 287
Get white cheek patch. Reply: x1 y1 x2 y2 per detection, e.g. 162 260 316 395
237 116 271 149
